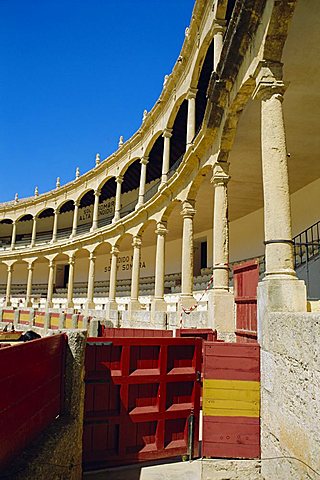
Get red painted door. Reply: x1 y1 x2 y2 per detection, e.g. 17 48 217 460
83 337 202 470
233 260 259 343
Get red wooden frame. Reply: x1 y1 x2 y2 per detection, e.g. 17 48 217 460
233 260 259 342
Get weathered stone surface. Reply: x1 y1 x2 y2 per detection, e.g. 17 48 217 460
201 459 262 480
260 311 320 480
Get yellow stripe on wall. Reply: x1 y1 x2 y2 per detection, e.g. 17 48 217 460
20 313 30 322
203 379 260 418
35 315 44 326
3 312 14 321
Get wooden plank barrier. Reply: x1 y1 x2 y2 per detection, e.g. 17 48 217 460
34 311 45 328
2 309 14 323
65 313 74 329
0 335 67 469
19 310 31 325
202 342 260 459
50 312 60 330
101 327 173 338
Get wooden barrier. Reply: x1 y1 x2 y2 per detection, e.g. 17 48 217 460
100 327 173 338
202 342 260 459
2 309 14 323
0 335 67 469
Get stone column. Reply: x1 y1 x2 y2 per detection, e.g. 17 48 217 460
67 255 75 309
91 190 100 231
86 252 96 311
128 236 142 313
186 88 197 146
213 25 225 71
70 201 79 238
207 161 235 336
161 129 172 185
253 64 306 315
136 157 149 208
51 209 59 243
151 222 168 318
180 200 196 308
46 260 55 309
5 264 13 307
113 175 123 223
30 216 37 247
25 263 34 307
106 246 119 317
11 221 17 250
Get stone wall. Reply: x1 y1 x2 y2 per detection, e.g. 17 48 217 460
1 330 87 480
260 311 320 480
201 459 261 480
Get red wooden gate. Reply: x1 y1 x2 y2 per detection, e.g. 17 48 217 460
233 260 259 343
202 342 260 459
83 337 202 470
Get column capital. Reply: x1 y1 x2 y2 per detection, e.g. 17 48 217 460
7 264 13 273
116 175 124 184
187 88 198 100
132 236 142 249
155 222 168 237
253 62 287 101
162 128 173 139
140 156 149 166
27 264 34 272
49 259 55 268
12 220 16 226
68 255 75 266
111 246 119 256
211 161 230 186
54 207 59 215
89 252 96 261
73 200 80 208
94 189 101 197
181 200 196 218
213 20 227 34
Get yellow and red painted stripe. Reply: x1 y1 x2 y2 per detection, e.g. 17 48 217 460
202 342 260 459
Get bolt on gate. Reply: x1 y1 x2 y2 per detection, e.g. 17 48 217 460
83 336 202 470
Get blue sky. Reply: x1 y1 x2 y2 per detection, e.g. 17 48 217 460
0 0 194 202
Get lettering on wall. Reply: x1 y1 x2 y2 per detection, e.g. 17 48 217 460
78 199 115 225
104 255 146 272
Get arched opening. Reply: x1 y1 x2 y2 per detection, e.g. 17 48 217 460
73 248 90 309
15 215 33 248
163 202 183 296
0 219 13 250
195 40 214 133
57 200 75 240
98 178 117 227
93 242 112 308
120 160 141 216
51 253 70 308
116 234 134 302
10 260 27 307
144 135 164 202
168 100 188 177
78 190 95 235
36 208 55 245
138 220 157 299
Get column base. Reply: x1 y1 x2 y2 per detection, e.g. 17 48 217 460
150 298 167 321
85 301 95 313
207 289 235 335
179 294 196 310
257 276 307 342
112 214 120 224
128 299 141 319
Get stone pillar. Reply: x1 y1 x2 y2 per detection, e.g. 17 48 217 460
128 236 142 313
91 190 100 231
136 157 149 208
30 216 37 247
70 201 79 238
113 175 123 223
67 255 75 309
253 64 306 316
107 246 119 313
161 129 172 185
186 88 197 146
180 200 196 308
5 264 13 307
207 161 235 336
151 222 168 317
11 221 17 250
86 253 96 311
46 260 55 309
25 263 34 307
213 25 225 71
51 209 59 243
